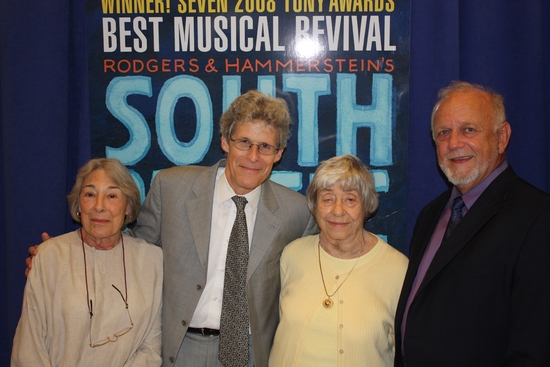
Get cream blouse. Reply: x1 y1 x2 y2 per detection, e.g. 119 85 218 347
11 231 163 367
269 234 408 367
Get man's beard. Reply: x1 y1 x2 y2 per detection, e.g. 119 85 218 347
439 149 497 188
440 162 481 187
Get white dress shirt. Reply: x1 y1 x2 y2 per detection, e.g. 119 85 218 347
189 167 260 329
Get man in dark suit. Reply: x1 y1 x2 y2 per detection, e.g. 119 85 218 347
133 90 317 367
394 81 550 366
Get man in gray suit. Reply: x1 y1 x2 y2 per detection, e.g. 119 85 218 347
133 90 317 367
28 91 317 366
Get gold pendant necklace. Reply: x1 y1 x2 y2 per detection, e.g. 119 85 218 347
318 239 363 309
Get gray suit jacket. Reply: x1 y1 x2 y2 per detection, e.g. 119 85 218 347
132 160 318 367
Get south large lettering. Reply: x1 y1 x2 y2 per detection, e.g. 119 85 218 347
105 73 393 198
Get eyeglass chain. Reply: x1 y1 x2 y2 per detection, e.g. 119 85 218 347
80 229 128 319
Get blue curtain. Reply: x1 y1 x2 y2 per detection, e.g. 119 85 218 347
1 0 549 363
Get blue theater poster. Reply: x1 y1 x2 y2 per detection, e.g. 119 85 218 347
85 0 411 252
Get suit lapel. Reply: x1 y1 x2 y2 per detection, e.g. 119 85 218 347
187 160 224 270
397 195 448 312
409 199 447 270
248 180 282 280
417 168 515 295
184 161 283 280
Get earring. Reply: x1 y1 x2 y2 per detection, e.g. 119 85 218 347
76 211 81 218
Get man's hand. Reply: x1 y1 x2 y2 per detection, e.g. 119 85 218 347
25 232 51 277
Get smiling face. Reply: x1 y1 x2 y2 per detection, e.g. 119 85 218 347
221 120 283 195
79 169 128 249
315 183 366 247
432 89 511 194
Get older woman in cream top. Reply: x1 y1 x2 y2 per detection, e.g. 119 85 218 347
269 155 408 367
12 158 163 366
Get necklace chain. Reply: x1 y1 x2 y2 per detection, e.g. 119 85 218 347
318 237 364 309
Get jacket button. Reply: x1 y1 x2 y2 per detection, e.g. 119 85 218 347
169 356 175 363
181 320 188 326
196 284 203 290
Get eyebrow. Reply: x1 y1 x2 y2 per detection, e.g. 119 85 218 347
83 184 121 190
320 188 358 193
237 137 275 145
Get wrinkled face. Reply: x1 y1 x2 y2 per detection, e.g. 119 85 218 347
433 90 510 194
79 169 128 245
315 184 365 245
221 120 283 195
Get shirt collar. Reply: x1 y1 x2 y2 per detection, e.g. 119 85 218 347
215 167 261 211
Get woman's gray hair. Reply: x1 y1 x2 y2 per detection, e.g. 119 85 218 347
306 155 379 219
67 158 140 225
219 90 291 149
